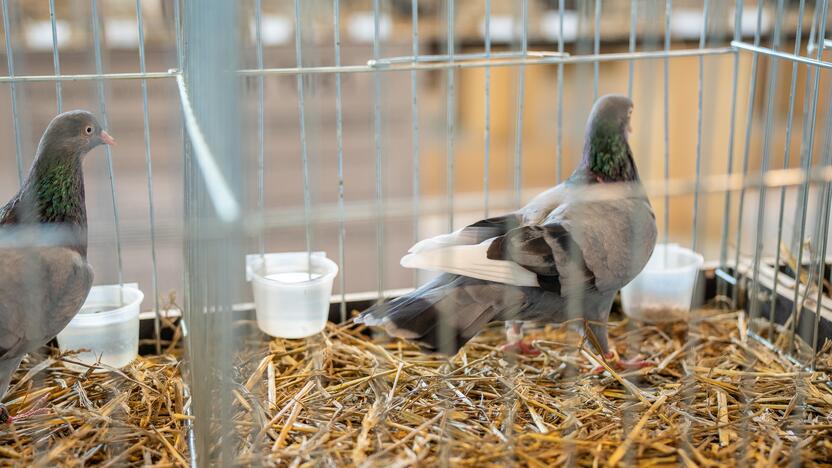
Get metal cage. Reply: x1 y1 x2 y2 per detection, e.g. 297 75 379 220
2 0 832 465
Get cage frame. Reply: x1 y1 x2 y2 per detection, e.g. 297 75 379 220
2 0 832 464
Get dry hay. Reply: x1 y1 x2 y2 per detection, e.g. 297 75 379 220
230 310 832 466
0 305 189 467
0 353 189 467
3 308 831 466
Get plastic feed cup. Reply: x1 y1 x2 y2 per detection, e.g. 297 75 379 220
620 244 704 323
246 252 339 339
57 284 143 371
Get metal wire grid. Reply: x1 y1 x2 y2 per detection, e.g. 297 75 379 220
1 0 832 463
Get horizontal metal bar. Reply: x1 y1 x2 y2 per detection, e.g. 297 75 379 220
732 40 832 69
715 267 738 286
141 288 415 322
746 330 810 371
368 49 568 67
238 47 736 76
806 37 832 53
0 47 736 84
0 69 179 84
249 163 832 231
67 162 832 244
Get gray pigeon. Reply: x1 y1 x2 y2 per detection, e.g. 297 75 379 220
356 95 657 366
0 110 114 424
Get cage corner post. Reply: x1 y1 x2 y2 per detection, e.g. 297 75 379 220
180 0 244 464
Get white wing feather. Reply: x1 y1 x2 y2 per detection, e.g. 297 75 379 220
408 228 473 254
401 238 539 287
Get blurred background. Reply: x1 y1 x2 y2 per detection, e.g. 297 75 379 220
0 0 824 309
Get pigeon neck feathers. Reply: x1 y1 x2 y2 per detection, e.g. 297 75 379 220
0 153 88 256
575 117 638 183
30 157 87 225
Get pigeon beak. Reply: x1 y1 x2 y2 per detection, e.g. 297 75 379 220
100 130 116 146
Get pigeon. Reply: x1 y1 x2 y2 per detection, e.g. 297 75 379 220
0 110 114 425
356 94 657 368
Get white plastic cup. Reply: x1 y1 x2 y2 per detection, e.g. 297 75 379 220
621 244 704 323
57 284 143 370
246 252 339 339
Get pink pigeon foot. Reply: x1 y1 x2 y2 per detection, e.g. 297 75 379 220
590 352 653 374
0 395 50 425
500 340 541 356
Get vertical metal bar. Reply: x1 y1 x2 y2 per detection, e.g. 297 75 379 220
811 114 832 369
808 0 819 52
372 0 385 300
593 0 601 101
411 0 421 274
335 0 347 321
174 0 183 69
513 0 528 209
294 0 313 270
91 0 124 288
555 0 564 183
731 0 765 307
769 0 806 341
446 0 456 230
484 0 492 214
690 0 710 253
181 0 242 460
788 0 829 356
662 0 672 246
508 3 529 455
717 0 743 301
48 0 62 113
441 2 457 460
680 2 703 457
135 0 162 353
255 0 265 259
2 0 24 185
748 0 785 327
627 0 637 99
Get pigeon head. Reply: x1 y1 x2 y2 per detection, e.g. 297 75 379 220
577 94 638 183
5 111 114 228
35 110 115 163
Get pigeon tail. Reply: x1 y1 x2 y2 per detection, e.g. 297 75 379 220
354 274 503 354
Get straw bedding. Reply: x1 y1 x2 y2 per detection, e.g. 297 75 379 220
0 309 189 467
2 308 831 467
231 310 832 466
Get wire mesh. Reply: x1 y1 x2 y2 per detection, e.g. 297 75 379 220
1 0 832 465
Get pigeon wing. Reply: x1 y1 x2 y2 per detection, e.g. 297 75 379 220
0 247 93 361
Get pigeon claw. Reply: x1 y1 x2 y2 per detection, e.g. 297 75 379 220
500 340 541 356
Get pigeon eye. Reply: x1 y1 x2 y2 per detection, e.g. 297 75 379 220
84 126 93 135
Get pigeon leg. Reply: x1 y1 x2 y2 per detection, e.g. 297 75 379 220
499 321 540 356
590 351 653 374
614 355 653 370
0 395 50 425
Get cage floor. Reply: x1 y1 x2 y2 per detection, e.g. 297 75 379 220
0 351 187 466
229 312 832 466
2 311 832 466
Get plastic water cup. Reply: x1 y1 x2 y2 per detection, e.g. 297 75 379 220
246 252 339 339
57 284 143 371
621 244 704 323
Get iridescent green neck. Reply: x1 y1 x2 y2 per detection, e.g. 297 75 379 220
32 160 86 224
579 119 637 182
